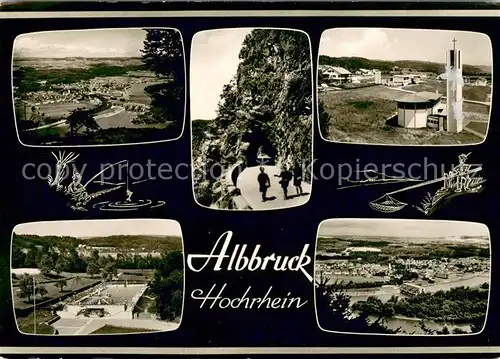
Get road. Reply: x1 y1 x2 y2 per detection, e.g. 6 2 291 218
236 165 311 210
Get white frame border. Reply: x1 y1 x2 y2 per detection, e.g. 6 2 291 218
316 28 493 147
9 218 186 337
189 27 315 212
313 218 492 337
11 27 187 148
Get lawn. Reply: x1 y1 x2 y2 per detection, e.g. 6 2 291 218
403 80 492 103
13 275 101 310
16 309 56 335
320 85 483 145
466 121 489 135
90 325 157 334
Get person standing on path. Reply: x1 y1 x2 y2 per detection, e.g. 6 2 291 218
293 162 303 195
257 167 271 202
275 166 293 200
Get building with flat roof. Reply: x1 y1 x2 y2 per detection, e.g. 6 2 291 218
396 91 443 128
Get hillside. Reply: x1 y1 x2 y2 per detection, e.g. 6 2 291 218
193 29 313 208
317 237 490 259
319 55 492 76
12 233 182 252
191 119 211 159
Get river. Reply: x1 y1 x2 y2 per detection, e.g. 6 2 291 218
348 272 489 334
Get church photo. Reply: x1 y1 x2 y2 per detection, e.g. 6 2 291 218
318 28 492 145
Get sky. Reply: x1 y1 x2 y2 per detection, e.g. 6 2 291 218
320 28 492 67
319 219 489 239
13 28 148 58
14 219 182 238
190 28 252 120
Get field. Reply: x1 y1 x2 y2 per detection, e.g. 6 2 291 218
14 57 144 70
90 325 157 334
16 309 57 334
403 80 491 103
320 85 487 145
467 121 489 134
317 235 490 258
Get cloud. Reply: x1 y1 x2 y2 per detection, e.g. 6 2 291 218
325 29 395 59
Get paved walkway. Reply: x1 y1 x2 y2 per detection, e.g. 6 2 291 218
236 165 311 210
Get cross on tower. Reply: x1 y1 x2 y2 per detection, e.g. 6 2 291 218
452 38 457 50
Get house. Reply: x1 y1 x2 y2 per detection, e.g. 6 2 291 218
473 78 488 86
321 66 352 84
390 74 412 86
383 74 412 86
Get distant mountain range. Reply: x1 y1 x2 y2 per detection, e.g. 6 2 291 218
13 57 144 70
13 233 182 252
319 55 492 76
318 234 490 246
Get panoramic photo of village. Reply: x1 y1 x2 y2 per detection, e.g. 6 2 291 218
318 29 492 145
191 28 313 210
11 219 184 335
315 219 490 335
12 28 185 146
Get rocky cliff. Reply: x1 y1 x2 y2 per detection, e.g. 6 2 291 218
193 29 313 209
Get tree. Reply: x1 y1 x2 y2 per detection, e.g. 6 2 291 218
149 250 184 320
36 285 48 299
141 29 184 82
38 254 54 276
86 260 100 278
11 245 26 268
72 275 83 290
54 258 67 277
101 261 117 282
67 248 86 273
65 108 99 138
18 275 35 302
56 278 67 292
314 273 399 334
24 248 37 268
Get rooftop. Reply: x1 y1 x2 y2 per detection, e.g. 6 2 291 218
321 65 351 75
397 91 443 104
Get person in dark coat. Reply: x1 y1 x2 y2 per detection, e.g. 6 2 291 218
257 167 271 202
275 166 293 200
293 162 303 195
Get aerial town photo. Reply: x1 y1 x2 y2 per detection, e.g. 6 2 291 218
315 219 490 335
191 28 313 211
12 28 185 146
318 29 492 145
11 219 184 335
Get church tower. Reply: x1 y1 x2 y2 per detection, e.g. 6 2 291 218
446 38 464 133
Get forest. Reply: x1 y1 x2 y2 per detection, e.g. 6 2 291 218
315 276 488 335
352 284 489 323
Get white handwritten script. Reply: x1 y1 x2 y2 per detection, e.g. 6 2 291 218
187 231 312 309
